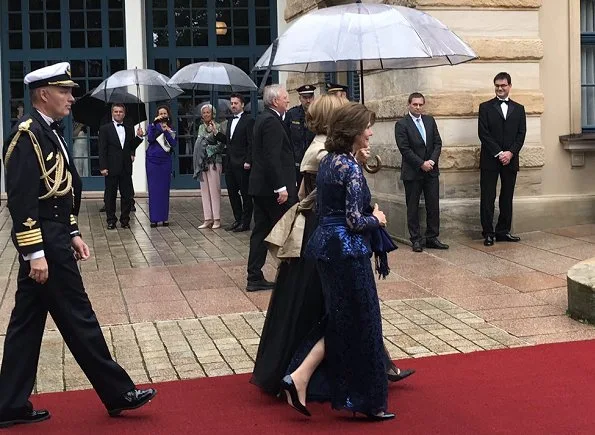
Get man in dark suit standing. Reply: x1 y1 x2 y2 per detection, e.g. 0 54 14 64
246 84 297 291
215 93 254 232
285 84 316 185
478 72 527 246
395 92 449 252
98 104 143 230
0 62 155 429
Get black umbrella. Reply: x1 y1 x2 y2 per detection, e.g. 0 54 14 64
71 91 148 129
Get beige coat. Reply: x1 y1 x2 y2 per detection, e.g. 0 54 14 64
265 135 328 259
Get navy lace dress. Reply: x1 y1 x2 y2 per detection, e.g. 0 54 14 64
305 152 388 415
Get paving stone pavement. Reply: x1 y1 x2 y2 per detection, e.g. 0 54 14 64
0 198 594 394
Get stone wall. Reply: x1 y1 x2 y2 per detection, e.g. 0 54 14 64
283 0 595 240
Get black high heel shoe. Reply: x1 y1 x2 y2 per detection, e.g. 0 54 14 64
280 375 311 417
387 368 415 383
150 222 158 228
353 411 396 421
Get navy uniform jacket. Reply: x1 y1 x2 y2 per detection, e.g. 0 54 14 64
284 104 315 167
2 110 81 256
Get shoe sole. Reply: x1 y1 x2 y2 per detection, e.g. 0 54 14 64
0 414 51 428
108 390 157 417
246 286 274 292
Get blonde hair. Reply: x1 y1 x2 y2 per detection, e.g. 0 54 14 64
306 95 348 135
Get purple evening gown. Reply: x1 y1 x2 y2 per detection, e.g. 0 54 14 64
146 123 175 223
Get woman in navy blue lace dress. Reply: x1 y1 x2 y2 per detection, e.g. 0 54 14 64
281 103 395 421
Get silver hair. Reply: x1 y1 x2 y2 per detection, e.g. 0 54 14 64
201 104 214 114
263 84 285 107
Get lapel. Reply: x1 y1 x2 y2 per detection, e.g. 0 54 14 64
30 110 71 168
507 99 516 118
421 115 431 147
227 116 234 141
492 98 506 120
266 108 290 143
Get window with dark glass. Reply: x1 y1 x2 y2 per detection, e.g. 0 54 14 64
582 0 595 129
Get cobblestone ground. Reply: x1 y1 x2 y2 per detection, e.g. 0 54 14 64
0 197 594 394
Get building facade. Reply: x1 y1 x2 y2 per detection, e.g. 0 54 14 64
284 0 595 239
1 0 594 239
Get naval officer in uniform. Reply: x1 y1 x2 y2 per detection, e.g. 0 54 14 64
0 62 156 429
284 84 316 185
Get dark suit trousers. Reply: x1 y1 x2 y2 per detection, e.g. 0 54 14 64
403 175 440 243
480 168 517 237
105 173 133 225
226 163 252 227
247 195 293 282
0 222 134 417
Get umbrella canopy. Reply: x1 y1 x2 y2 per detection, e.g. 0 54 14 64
253 3 476 73
168 62 257 92
90 68 183 103
72 91 147 129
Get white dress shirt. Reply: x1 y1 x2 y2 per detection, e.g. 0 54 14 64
409 112 434 166
495 98 510 157
230 111 243 139
113 119 126 147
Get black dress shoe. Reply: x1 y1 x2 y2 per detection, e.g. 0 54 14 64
233 224 250 232
107 388 157 417
99 206 106 212
0 409 51 428
131 205 136 212
162 221 169 227
425 238 449 250
150 222 158 228
280 375 311 417
226 221 241 231
387 368 415 383
120 223 131 229
412 241 423 252
107 223 117 230
484 235 495 246
495 233 521 242
246 279 275 292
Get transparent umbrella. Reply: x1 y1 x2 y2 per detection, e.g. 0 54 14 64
253 1 477 102
167 61 257 92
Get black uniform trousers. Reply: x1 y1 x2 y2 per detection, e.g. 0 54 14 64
0 221 133 418
226 162 253 227
105 172 133 225
403 175 440 243
480 168 517 237
247 195 294 282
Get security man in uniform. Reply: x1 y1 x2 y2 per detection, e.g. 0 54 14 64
326 82 349 99
0 62 156 429
284 84 316 185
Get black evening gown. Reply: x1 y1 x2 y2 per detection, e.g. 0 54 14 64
303 153 388 415
250 173 324 396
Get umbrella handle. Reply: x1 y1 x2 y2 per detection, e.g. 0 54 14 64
258 39 279 94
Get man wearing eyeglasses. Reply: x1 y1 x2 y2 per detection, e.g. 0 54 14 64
478 72 527 247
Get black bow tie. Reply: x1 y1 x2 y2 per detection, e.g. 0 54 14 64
116 123 124 127
233 115 240 119
50 120 64 134
499 100 509 105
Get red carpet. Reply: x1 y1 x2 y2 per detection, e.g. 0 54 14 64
13 340 595 434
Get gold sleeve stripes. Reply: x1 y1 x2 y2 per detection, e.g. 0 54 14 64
70 215 77 225
15 228 43 247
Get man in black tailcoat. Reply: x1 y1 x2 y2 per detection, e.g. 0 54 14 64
0 62 156 429
246 84 297 292
478 72 527 246
98 103 143 230
215 93 255 232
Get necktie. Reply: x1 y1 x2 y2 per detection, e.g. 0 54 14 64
415 117 426 144
50 120 65 135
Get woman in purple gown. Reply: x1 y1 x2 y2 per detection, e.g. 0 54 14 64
146 105 176 227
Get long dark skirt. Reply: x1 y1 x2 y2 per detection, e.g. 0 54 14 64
317 256 388 415
146 148 172 223
250 210 324 395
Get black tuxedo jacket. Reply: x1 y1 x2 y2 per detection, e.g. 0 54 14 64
215 113 254 167
478 97 527 172
395 114 442 181
98 122 142 176
248 108 297 198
